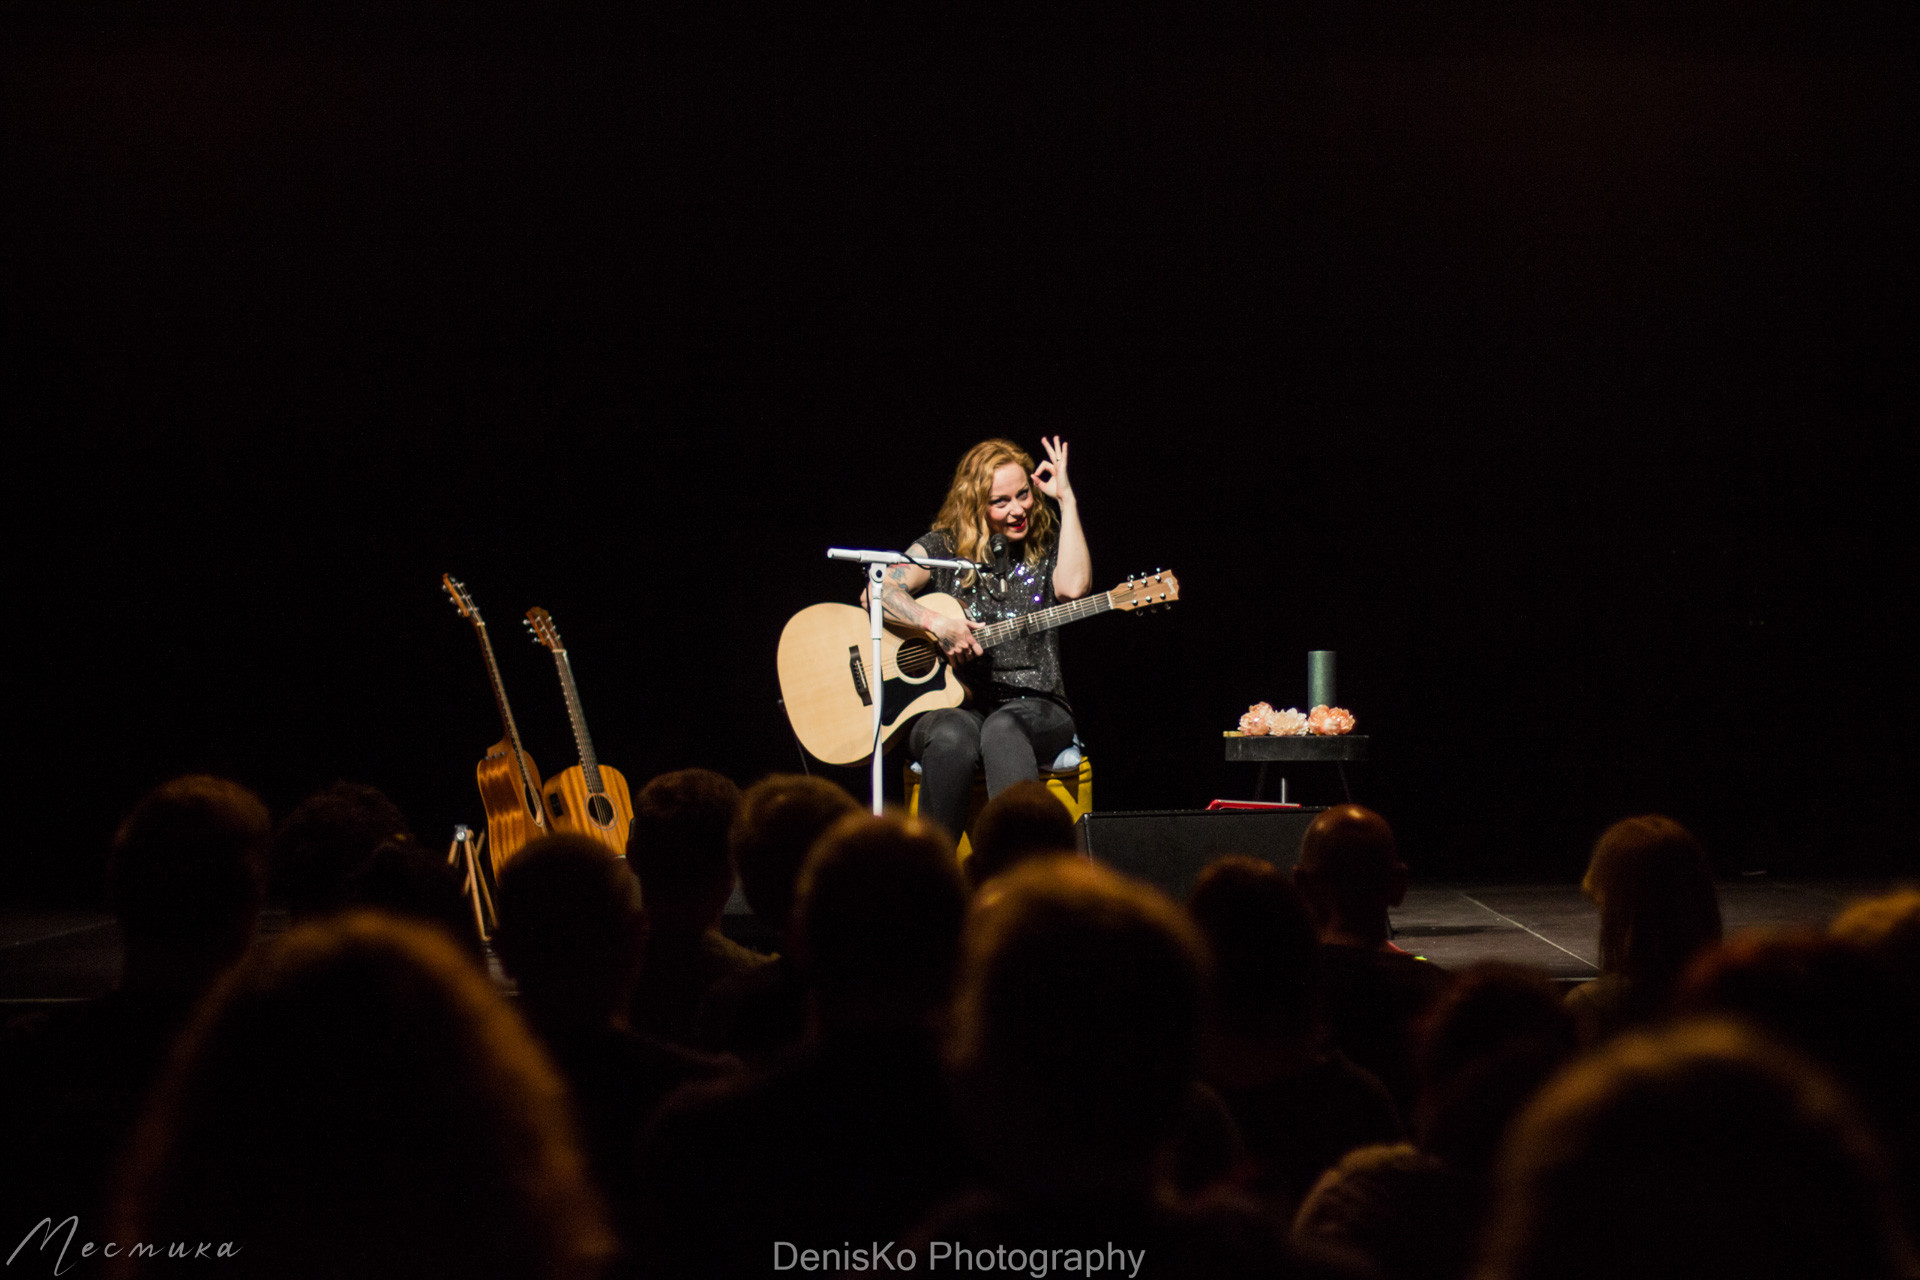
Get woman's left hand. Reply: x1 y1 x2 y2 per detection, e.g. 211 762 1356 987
1032 436 1073 502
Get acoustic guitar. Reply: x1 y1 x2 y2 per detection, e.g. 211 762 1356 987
443 574 550 874
777 570 1180 766
525 606 635 858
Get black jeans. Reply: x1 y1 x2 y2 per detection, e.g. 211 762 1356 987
908 697 1077 844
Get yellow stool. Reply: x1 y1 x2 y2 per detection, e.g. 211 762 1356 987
905 748 1092 861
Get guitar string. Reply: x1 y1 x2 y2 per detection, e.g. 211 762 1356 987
879 594 1114 674
553 650 607 796
874 579 1172 674
976 594 1111 646
467 614 547 827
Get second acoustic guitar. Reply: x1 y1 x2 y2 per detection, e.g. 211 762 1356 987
525 605 634 859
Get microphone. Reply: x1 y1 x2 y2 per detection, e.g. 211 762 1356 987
987 533 1011 595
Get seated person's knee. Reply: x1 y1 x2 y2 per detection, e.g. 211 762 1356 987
926 718 982 763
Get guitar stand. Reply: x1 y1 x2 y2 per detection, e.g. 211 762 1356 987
776 698 813 775
827 546 981 814
447 824 498 945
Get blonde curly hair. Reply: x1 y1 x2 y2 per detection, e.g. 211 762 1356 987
931 438 1057 584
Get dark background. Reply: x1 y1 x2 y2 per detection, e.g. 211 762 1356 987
4 0 1914 903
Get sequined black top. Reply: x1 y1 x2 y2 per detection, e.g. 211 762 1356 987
914 528 1069 711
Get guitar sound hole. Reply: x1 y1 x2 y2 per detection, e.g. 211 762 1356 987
588 794 616 827
897 641 939 678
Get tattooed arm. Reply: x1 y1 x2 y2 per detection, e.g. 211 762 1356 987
860 553 931 622
858 542 985 662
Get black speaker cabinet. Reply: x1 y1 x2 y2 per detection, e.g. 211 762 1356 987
1075 807 1325 901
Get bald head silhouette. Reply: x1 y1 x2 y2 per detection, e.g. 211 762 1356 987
1294 804 1408 949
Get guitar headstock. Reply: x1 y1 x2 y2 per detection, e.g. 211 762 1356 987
1109 569 1181 612
525 606 565 652
443 574 483 623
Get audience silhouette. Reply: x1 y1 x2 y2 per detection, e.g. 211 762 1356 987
695 773 859 1059
1833 887 1920 982
271 781 415 919
1566 814 1721 1044
1293 963 1579 1280
963 779 1078 890
1294 804 1451 1115
7 767 1911 1280
1411 963 1579 1179
2 776 269 1261
272 780 475 955
1831 888 1920 1240
1477 1017 1917 1280
915 857 1351 1278
106 911 613 1280
1186 855 1401 1218
637 812 974 1278
493 832 733 1256
1676 926 1920 1247
623 769 768 1046
343 838 480 956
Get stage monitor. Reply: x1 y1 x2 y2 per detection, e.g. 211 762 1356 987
1075 807 1325 902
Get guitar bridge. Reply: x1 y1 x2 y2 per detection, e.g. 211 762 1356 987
847 646 872 706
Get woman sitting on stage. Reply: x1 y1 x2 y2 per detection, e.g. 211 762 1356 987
865 437 1090 845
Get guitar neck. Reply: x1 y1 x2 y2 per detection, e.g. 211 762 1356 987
549 649 605 794
975 590 1114 649
473 622 546 823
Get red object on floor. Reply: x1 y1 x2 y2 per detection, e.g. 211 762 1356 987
1205 799 1303 811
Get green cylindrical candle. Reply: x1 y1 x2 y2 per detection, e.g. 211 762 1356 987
1308 650 1336 708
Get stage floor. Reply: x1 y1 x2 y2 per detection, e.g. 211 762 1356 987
0 877 1897 1006
1385 878 1892 978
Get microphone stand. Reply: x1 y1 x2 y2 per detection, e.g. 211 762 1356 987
827 547 980 815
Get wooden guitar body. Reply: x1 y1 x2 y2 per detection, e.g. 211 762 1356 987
446 575 555 878
543 763 635 859
474 742 548 875
777 594 973 767
523 605 634 861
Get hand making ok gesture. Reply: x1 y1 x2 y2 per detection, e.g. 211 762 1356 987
1031 436 1074 504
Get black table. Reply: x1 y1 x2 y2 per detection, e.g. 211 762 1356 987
1224 733 1368 802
